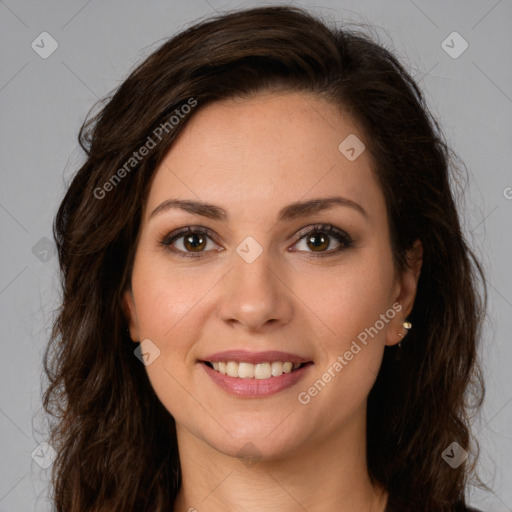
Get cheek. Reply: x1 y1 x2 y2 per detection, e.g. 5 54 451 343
131 252 214 339
129 259 206 402
295 268 392 426
293 246 395 413
299 250 395 347
132 276 203 421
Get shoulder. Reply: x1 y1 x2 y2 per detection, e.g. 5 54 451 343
466 507 484 512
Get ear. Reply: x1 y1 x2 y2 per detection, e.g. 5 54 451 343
385 239 423 347
122 287 139 343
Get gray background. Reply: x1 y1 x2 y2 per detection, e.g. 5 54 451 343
0 0 511 510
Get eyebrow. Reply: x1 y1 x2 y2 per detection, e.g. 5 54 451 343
148 195 368 223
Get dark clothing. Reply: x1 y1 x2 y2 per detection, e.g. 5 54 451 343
384 499 483 511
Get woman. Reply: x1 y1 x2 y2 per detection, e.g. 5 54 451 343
43 5 488 511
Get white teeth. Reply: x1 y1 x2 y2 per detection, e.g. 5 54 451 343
226 361 238 377
271 361 283 376
238 362 254 379
207 360 304 379
254 362 271 379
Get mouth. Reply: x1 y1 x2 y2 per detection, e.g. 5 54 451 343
199 350 314 397
201 360 312 379
199 349 314 397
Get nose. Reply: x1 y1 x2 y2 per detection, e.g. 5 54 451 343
217 248 294 333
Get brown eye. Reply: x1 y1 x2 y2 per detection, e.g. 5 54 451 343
181 232 207 252
292 224 353 257
161 223 352 259
161 227 220 258
305 232 330 252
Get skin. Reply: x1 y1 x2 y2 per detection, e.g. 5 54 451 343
124 91 422 512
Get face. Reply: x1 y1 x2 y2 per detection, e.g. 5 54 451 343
124 91 420 461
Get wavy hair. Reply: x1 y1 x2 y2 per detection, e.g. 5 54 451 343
42 5 488 511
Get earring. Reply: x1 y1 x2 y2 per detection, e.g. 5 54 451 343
397 321 412 348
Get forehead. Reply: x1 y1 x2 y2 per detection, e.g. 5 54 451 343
144 91 384 224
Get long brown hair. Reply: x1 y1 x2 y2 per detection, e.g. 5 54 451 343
43 6 488 511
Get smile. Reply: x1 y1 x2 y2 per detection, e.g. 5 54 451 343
200 360 313 397
204 360 305 379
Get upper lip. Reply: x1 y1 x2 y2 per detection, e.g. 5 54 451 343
201 350 312 365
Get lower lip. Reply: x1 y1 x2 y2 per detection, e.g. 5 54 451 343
200 362 313 397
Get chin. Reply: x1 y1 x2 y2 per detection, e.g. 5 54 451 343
200 420 307 463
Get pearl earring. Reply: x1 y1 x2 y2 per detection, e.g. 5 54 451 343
397 321 412 348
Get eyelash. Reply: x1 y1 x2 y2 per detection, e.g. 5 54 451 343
160 223 353 260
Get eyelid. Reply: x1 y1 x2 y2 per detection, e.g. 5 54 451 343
160 225 218 245
160 225 222 259
293 223 348 241
289 223 353 256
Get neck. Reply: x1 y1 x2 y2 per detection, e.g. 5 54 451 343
173 410 388 512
